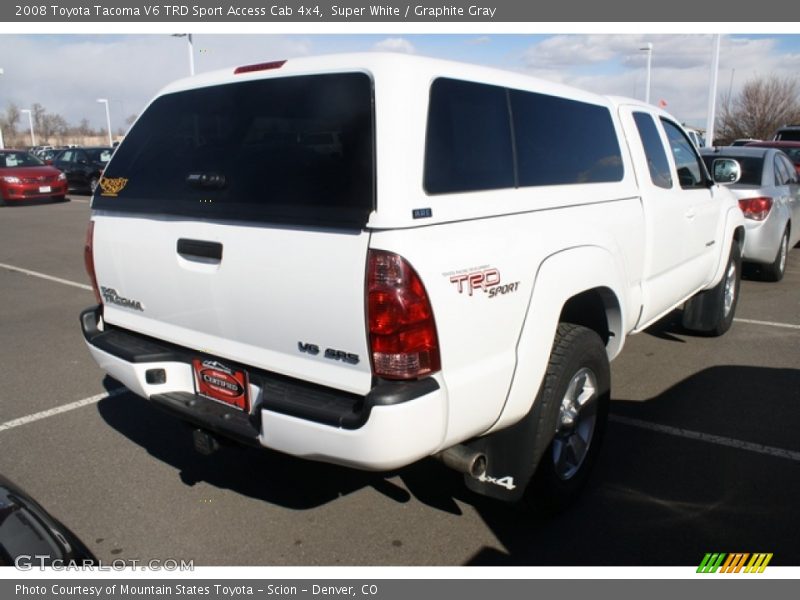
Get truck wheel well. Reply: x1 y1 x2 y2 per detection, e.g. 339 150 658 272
558 288 619 348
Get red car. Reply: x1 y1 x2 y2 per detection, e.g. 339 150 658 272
745 140 800 175
0 149 68 206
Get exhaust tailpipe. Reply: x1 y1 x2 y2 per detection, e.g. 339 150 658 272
435 445 487 479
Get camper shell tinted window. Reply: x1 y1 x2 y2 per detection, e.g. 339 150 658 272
95 73 375 227
424 78 623 194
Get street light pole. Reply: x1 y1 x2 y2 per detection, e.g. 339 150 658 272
97 98 113 146
172 33 195 76
640 42 653 105
705 34 722 148
187 34 195 76
21 108 35 147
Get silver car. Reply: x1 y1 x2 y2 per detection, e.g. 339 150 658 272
701 146 800 281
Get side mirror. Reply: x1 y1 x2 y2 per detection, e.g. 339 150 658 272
711 158 741 184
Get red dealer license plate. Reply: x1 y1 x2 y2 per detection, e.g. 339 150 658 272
192 358 250 411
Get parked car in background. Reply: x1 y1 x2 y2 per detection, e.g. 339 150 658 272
37 149 60 164
30 145 55 158
0 474 96 567
685 127 705 149
730 138 761 146
0 150 68 205
773 125 800 141
745 140 800 175
52 147 114 194
701 146 800 281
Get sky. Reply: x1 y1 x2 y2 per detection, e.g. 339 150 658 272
2 33 800 136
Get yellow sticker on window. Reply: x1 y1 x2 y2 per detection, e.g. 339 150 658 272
99 177 128 197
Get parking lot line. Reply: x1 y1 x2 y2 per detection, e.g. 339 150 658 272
69 198 90 204
733 317 800 331
611 415 800 462
0 262 92 292
0 388 127 433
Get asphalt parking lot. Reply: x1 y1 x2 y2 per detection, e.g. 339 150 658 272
1 196 799 567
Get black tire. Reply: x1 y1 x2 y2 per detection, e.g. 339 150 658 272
89 176 99 194
707 242 741 336
523 323 610 513
51 195 67 203
682 241 741 336
762 227 789 282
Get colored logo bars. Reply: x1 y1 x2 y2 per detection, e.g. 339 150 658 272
697 553 773 573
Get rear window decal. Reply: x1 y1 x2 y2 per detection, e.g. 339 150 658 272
99 177 128 197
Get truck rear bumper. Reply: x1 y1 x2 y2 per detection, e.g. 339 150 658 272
81 306 448 471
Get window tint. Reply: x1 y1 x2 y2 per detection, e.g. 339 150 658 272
776 129 800 141
632 112 672 188
424 78 514 194
96 73 375 227
661 120 707 189
423 78 623 194
510 90 623 186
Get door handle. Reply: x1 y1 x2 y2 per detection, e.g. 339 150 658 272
684 209 696 220
177 239 223 261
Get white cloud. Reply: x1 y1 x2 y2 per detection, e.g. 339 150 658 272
0 34 313 132
3 33 800 136
518 34 800 127
372 37 416 54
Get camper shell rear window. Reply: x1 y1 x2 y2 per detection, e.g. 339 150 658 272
94 72 375 228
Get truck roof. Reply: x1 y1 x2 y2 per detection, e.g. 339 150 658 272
158 52 617 108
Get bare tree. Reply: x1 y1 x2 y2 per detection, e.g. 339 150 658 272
44 114 69 143
4 103 20 138
717 75 800 143
77 118 94 136
31 103 47 139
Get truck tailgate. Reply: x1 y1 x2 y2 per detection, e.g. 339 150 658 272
92 213 372 395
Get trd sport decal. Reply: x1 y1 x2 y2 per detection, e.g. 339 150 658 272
444 267 520 299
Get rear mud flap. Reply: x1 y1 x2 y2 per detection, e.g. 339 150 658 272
462 391 559 503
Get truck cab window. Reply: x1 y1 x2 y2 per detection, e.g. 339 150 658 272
661 119 707 189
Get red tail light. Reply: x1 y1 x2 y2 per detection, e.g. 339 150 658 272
367 250 440 380
84 221 102 305
738 196 773 221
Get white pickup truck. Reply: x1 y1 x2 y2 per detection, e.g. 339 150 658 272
80 53 745 510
